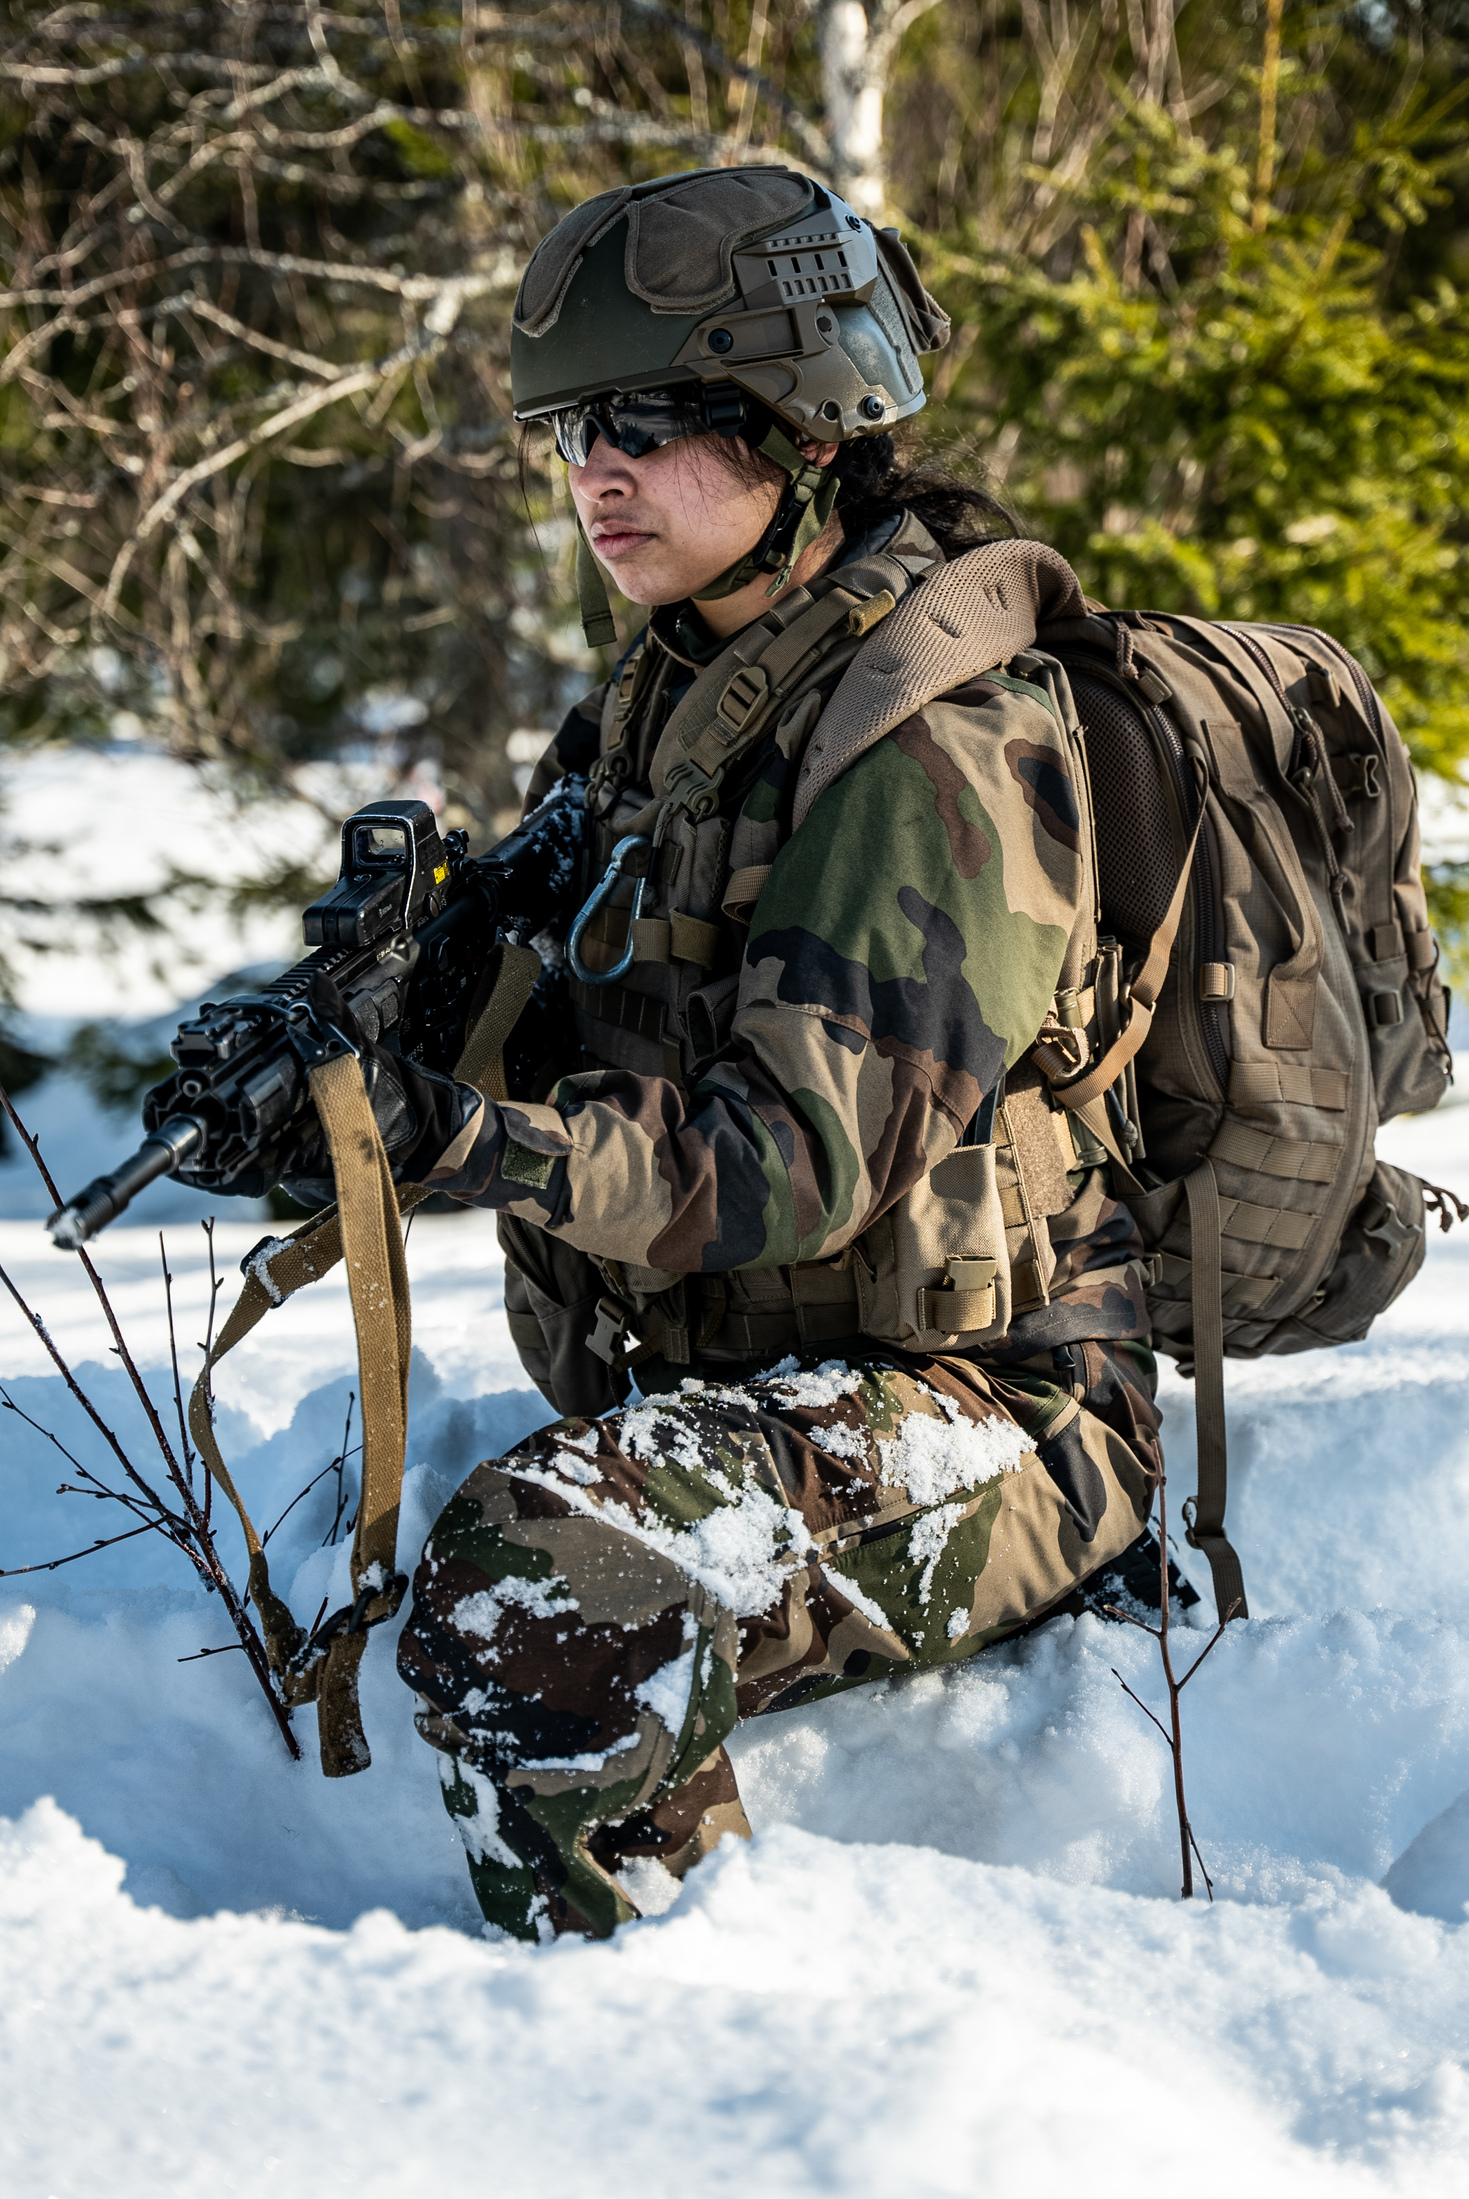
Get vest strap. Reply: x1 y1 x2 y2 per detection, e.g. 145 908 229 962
647 552 913 810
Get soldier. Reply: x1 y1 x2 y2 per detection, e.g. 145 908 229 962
314 167 1166 1940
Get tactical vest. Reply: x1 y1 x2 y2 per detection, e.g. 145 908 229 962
515 520 1102 1385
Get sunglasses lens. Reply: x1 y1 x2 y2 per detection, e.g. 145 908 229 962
552 408 595 466
551 393 699 466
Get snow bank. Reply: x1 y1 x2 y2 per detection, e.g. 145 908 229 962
6 1797 1467 2199
0 743 391 1020
1 780 1468 2190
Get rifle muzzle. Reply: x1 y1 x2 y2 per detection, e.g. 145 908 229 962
48 1115 205 1249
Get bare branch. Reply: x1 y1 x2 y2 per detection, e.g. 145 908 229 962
1177 1598 1242 1690
0 1089 298 1757
100 306 478 620
1110 1668 1175 1749
184 296 340 382
1105 1476 1227 1899
619 0 831 169
0 1519 162 1576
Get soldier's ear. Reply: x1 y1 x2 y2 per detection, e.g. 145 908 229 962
796 437 840 468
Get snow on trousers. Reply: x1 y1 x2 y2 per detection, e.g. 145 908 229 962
398 1341 1162 1939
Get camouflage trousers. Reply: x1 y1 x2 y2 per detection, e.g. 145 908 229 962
397 1340 1162 1941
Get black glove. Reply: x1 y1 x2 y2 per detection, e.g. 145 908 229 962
276 975 474 1210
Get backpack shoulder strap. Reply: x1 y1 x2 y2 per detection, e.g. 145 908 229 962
791 540 1087 829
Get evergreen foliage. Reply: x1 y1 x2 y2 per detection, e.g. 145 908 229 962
3 2 1469 1013
887 0 1469 969
905 30 1469 778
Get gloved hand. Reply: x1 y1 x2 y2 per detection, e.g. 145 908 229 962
276 974 478 1211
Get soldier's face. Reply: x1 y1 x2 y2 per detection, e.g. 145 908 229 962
568 428 832 609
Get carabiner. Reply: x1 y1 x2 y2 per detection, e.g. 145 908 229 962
567 835 651 986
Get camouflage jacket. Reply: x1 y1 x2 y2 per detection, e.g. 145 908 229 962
426 511 1150 1361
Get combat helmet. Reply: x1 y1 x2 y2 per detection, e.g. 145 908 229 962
511 165 950 643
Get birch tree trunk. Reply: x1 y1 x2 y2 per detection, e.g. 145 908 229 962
818 0 943 218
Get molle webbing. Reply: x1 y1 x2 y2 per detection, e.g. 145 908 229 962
598 1097 1070 1370
648 550 915 812
569 973 667 1046
573 547 927 1087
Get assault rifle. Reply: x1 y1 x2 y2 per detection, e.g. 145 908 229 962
47 776 587 1249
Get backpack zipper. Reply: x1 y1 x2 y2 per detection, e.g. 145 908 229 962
1153 704 1231 1095
1222 622 1315 779
1266 622 1386 749
1260 622 1397 894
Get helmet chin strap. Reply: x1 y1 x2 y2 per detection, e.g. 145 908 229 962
576 520 619 650
573 422 841 648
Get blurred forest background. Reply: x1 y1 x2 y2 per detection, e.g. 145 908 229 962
0 0 1467 1113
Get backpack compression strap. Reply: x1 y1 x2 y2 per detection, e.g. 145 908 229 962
1182 1162 1248 1622
1039 809 1203 1113
1034 799 1249 1621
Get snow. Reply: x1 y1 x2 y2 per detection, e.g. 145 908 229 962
910 1499 966 1604
519 1442 812 1616
0 742 404 1020
5 1097 1469 2196
634 1640 699 1730
877 1390 1031 1501
4 745 1469 2191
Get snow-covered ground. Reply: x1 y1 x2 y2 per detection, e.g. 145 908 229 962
4 744 1469 2195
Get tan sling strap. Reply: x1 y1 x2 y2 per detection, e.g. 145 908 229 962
1181 1160 1248 1622
453 940 542 1103
187 939 542 1776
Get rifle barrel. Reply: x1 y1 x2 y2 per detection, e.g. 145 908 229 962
48 1115 205 1249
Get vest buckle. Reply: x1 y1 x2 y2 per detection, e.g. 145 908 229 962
714 664 771 742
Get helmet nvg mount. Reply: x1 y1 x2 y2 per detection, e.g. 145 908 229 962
511 165 950 643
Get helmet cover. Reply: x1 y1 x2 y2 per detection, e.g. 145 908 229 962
512 165 949 443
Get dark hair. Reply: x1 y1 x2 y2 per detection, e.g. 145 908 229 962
518 399 1023 559
826 430 1022 556
696 412 1022 557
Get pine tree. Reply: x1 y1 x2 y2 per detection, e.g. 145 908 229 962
892 1 1469 966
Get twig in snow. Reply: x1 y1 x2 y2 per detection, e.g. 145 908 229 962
198 1217 223 1531
0 1516 161 1575
261 1389 359 1550
160 1230 195 1491
1103 1472 1238 1900
0 1082 300 1759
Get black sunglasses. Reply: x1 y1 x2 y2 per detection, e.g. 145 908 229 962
549 385 748 467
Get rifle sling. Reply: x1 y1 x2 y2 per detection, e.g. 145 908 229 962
186 939 542 1776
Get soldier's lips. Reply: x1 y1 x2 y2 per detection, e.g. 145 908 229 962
591 527 656 559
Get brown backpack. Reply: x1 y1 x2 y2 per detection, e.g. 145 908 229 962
1034 606 1457 1617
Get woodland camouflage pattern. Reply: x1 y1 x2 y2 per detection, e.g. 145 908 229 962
421 543 1148 1351
397 509 1162 1935
398 1340 1161 1940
